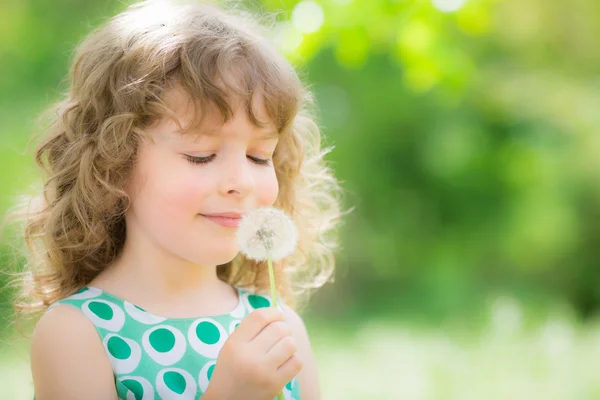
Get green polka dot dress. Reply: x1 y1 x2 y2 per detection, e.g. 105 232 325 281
46 285 301 400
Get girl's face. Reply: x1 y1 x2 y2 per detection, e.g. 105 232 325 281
125 87 280 267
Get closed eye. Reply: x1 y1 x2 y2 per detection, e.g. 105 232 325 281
184 154 271 166
184 154 215 165
247 155 271 166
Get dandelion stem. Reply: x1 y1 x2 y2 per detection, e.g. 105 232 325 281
267 257 278 308
267 257 285 400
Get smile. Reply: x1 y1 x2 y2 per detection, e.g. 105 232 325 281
200 214 241 228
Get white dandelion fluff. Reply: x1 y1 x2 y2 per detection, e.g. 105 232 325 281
236 206 298 262
236 206 296 400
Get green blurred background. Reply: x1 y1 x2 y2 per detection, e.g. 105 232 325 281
3 0 600 398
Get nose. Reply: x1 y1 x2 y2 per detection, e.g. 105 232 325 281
218 153 254 198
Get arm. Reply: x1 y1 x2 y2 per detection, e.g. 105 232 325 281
282 305 322 400
30 305 117 400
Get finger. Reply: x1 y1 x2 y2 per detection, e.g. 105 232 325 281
275 353 303 384
252 320 293 353
266 336 298 368
232 307 286 342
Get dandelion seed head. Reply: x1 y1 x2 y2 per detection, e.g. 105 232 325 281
236 206 298 261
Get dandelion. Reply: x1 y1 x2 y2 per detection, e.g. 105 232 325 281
236 206 298 400
236 206 298 307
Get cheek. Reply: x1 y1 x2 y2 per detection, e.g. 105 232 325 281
131 152 207 221
153 168 209 215
256 168 279 206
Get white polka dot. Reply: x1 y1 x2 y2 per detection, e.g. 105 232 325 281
124 301 167 324
67 286 103 300
241 291 282 313
156 368 197 399
283 381 295 400
198 360 216 393
230 288 246 318
103 334 142 374
82 299 126 331
142 324 186 366
240 292 254 312
228 320 242 335
188 318 228 358
117 376 153 400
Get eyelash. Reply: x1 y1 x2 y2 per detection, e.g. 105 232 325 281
184 154 272 166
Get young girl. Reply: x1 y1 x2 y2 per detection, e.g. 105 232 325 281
9 0 343 398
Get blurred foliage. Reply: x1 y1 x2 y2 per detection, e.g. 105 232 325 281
2 0 600 338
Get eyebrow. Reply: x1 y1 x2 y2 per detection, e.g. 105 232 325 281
185 129 280 141
256 132 280 140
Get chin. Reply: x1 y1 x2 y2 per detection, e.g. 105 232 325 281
194 246 240 266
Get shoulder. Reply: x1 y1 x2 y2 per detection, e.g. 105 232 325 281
281 304 322 400
30 304 117 400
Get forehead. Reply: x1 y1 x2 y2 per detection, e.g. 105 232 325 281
158 85 279 141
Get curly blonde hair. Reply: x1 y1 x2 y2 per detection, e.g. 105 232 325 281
6 0 345 323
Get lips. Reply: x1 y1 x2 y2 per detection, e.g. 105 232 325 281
200 212 243 228
201 212 243 219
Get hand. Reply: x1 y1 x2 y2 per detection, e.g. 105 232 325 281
203 307 303 400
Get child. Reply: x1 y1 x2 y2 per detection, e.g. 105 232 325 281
8 0 344 398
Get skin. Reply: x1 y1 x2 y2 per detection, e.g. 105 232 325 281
30 86 321 399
